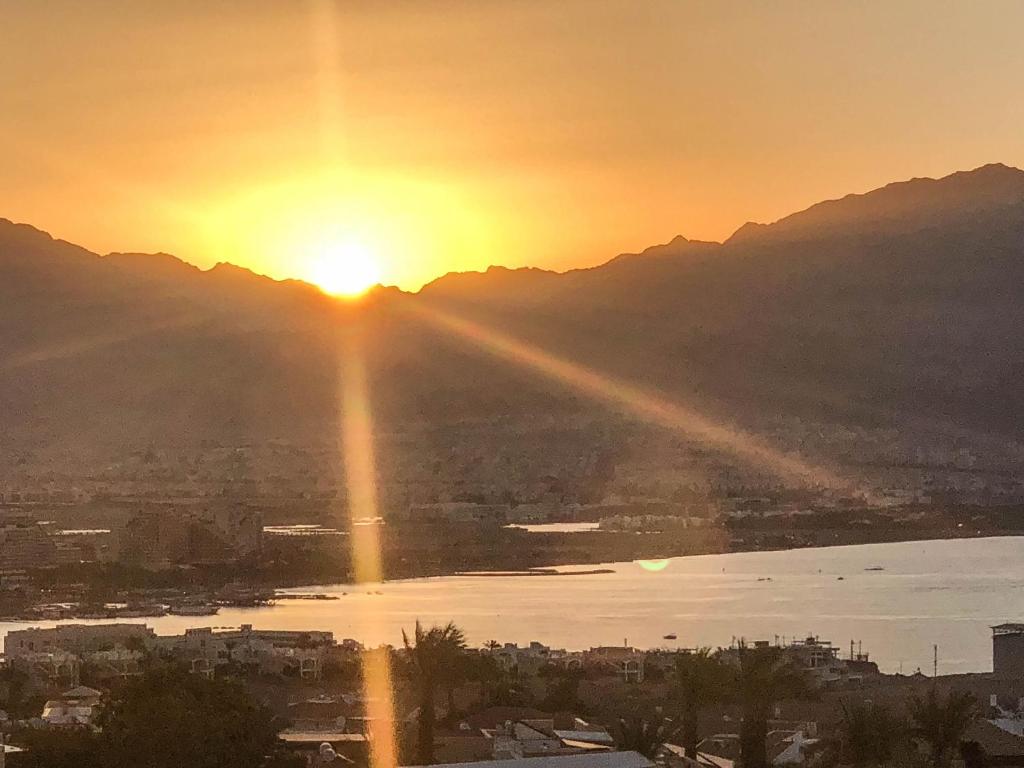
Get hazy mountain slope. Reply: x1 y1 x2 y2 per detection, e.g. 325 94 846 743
416 164 1024 436
3 164 1024 476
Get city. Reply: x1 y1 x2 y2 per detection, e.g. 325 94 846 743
5 2 1024 767
3 620 1024 767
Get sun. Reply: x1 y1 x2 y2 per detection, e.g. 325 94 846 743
307 239 382 298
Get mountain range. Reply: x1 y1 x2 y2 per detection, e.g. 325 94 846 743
4 163 1024 489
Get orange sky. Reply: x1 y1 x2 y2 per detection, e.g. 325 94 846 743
3 1 1024 291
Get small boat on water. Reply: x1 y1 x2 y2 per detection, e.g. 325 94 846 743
168 603 219 616
663 633 677 640
864 566 885 571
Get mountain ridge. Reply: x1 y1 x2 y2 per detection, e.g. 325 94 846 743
4 163 1024 488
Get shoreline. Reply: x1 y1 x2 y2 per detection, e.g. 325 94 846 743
302 531 1024 589
3 535 1019 675
5 530 1024 624
373 527 1024 584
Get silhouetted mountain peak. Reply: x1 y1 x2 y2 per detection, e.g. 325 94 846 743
0 217 99 265
728 221 768 242
727 163 1024 245
5 162 1024 465
419 264 559 298
104 251 201 281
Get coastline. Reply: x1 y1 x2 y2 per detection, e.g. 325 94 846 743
5 526 1024 625
5 535 1022 675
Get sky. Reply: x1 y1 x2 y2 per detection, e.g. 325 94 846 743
3 0 1024 292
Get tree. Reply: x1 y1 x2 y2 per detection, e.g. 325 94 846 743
960 740 987 768
9 728 104 768
731 647 806 768
440 642 472 725
613 712 674 759
97 667 291 768
478 658 534 708
825 700 902 768
11 668 293 768
0 664 31 718
909 688 977 768
673 648 728 759
541 665 585 712
403 620 467 765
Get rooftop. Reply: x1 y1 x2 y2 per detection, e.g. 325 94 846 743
992 623 1024 634
278 731 369 744
402 750 655 768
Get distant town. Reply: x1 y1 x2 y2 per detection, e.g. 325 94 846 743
4 425 1024 622
3 619 1024 767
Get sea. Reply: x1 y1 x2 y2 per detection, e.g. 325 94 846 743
3 536 1023 675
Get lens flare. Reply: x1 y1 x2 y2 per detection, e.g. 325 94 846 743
339 334 396 768
413 303 873 499
637 559 671 573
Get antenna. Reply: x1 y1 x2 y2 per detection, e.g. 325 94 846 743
934 645 938 677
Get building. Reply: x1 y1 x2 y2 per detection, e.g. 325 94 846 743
698 727 818 768
581 646 645 683
489 642 567 675
962 719 1024 767
278 731 369 766
0 518 57 570
3 624 155 659
718 637 873 688
0 569 29 592
401 750 654 768
994 625 1024 678
1 736 26 767
10 651 81 688
153 624 334 680
119 505 263 568
485 721 572 760
4 622 335 684
86 647 146 683
40 685 103 728
403 503 510 526
657 743 734 768
434 710 612 765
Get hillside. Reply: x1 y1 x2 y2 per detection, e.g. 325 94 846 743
3 164 1024 500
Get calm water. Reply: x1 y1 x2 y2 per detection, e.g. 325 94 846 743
506 522 603 533
4 537 1023 674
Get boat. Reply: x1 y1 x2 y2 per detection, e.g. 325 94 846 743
864 566 885 571
168 603 219 616
663 633 677 640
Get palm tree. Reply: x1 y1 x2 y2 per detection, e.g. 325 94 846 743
909 688 977 768
614 713 674 759
673 648 728 759
731 647 806 768
829 700 902 767
483 640 502 651
403 621 467 765
441 636 471 725
541 665 584 712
